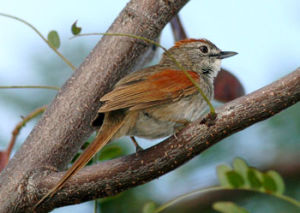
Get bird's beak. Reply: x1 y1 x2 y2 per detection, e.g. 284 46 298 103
217 51 238 59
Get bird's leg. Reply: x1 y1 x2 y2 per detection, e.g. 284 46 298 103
130 136 144 152
173 119 190 139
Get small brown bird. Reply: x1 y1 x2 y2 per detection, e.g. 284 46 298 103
35 38 237 206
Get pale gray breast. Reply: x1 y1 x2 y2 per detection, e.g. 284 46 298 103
179 79 213 121
124 78 213 139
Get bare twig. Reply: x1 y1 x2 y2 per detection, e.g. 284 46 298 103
6 106 47 156
0 86 59 90
170 14 187 41
0 106 46 172
0 13 76 71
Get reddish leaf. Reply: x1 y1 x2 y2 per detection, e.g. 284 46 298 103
214 69 245 102
0 151 9 172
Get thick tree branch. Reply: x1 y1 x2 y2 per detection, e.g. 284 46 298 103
0 0 188 212
34 68 300 211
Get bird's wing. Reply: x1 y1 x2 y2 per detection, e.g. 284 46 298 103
98 68 200 112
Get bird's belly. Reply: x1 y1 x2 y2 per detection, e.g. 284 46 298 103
150 94 208 122
127 111 174 139
126 94 208 139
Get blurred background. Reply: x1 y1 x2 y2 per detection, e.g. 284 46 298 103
0 0 299 212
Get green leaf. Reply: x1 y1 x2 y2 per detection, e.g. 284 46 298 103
233 158 248 177
262 173 277 193
226 171 245 188
47 30 60 49
233 158 249 187
71 20 82 35
213 201 249 213
266 170 285 194
247 168 262 189
217 164 232 187
143 201 156 213
99 146 123 161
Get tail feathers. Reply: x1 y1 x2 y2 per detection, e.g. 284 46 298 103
34 115 125 208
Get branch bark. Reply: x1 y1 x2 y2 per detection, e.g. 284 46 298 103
35 68 300 211
0 0 188 212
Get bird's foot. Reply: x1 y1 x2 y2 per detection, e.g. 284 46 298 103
130 136 144 152
200 112 217 127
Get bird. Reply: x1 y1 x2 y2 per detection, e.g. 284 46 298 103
35 38 237 207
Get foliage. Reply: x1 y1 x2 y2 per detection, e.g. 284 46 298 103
71 20 82 35
47 30 60 49
213 202 248 213
146 158 299 213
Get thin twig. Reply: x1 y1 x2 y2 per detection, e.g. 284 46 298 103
0 13 76 71
0 85 60 91
170 14 187 41
6 106 47 156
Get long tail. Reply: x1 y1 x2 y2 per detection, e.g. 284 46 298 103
34 112 125 208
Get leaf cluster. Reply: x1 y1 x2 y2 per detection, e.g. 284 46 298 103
143 158 299 213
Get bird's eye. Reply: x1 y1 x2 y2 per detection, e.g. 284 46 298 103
199 45 209 54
